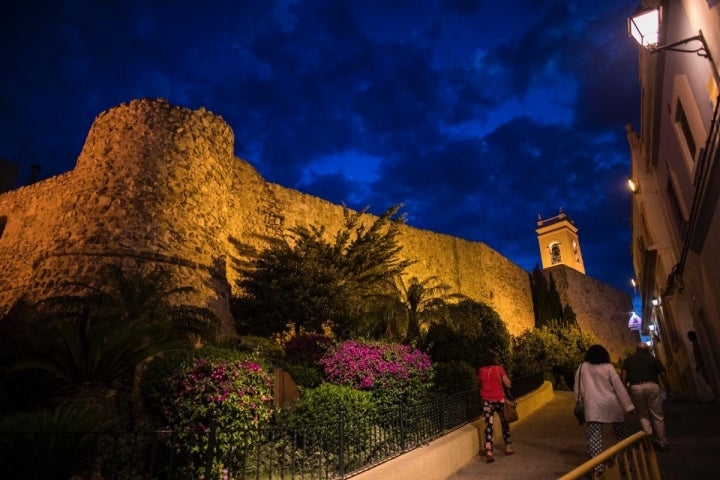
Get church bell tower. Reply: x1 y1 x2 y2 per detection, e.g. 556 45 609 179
536 209 585 274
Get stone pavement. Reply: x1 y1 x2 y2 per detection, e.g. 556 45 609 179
445 390 720 479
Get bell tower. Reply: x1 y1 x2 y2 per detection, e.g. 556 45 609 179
536 209 585 274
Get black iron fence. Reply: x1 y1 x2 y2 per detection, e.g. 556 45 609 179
0 371 544 479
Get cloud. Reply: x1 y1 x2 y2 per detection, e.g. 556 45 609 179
0 0 639 292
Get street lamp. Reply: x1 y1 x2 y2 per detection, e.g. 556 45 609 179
627 178 640 194
628 7 711 60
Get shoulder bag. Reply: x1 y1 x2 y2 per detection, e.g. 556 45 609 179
573 364 586 425
498 367 519 423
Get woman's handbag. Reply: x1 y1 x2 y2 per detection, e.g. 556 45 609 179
504 398 519 423
498 367 519 423
574 364 586 425
573 399 585 425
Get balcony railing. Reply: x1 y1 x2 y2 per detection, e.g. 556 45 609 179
558 431 661 480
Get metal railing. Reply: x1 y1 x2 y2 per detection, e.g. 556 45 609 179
558 431 661 480
0 371 545 479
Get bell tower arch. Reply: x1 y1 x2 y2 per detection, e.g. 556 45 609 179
536 209 586 274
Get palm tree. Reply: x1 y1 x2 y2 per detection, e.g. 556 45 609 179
370 275 465 345
1 262 218 425
5 304 178 406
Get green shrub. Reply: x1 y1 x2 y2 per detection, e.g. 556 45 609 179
284 333 332 366
280 382 379 471
157 355 274 477
141 350 198 423
432 361 477 394
141 346 266 425
236 335 284 366
284 363 324 389
511 323 596 389
423 300 511 368
286 382 378 428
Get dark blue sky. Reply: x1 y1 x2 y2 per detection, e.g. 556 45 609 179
1 0 641 295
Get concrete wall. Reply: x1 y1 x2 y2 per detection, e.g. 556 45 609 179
352 381 555 480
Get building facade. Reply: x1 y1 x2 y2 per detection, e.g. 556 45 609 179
626 0 719 402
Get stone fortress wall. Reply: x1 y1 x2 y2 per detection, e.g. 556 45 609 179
0 98 632 359
542 266 635 361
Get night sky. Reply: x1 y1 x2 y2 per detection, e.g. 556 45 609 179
1 0 642 296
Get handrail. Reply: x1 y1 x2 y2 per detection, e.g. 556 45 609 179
558 431 661 480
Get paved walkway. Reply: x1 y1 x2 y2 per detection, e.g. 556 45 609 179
446 391 720 479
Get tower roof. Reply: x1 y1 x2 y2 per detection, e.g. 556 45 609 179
537 209 575 229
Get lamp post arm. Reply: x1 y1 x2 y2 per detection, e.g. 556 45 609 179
652 33 708 58
650 30 720 87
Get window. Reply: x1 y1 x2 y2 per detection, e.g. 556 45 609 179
572 240 580 263
550 242 561 265
675 100 696 160
671 75 707 178
0 215 6 239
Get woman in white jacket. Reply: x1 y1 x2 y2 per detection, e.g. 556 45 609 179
574 344 635 470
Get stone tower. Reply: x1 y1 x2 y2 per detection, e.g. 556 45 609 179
536 209 586 275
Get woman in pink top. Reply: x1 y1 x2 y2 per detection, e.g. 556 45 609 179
477 350 514 463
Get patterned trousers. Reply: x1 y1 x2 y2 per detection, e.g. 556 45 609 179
482 399 511 454
586 421 629 458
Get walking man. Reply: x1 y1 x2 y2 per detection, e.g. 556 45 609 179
621 342 671 450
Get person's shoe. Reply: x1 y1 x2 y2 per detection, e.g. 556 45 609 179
652 438 671 451
486 453 495 463
505 446 515 455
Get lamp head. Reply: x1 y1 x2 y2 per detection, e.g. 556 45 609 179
629 8 660 48
627 178 640 194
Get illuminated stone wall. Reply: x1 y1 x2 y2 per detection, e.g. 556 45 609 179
0 99 628 348
543 265 636 362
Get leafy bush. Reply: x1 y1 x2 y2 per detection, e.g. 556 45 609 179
141 346 266 425
423 300 511 368
318 340 432 411
285 382 377 429
511 322 596 389
423 323 477 365
284 333 332 366
280 382 379 472
284 363 324 389
432 361 477 394
141 350 198 423
236 335 284 366
159 357 274 477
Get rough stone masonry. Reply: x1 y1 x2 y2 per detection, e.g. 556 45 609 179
0 98 634 357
